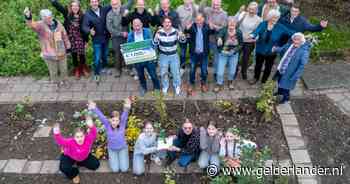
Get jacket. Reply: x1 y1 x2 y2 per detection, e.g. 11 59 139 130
127 28 153 42
176 127 200 155
81 5 112 44
184 23 215 55
251 21 295 55
122 9 155 28
279 14 324 33
275 41 312 90
154 9 181 29
106 0 133 38
217 27 243 53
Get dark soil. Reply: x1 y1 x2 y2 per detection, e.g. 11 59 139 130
291 95 350 184
0 100 289 161
0 173 204 184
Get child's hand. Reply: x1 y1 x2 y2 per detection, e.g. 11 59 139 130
86 117 94 128
53 123 60 134
87 101 96 110
124 97 132 109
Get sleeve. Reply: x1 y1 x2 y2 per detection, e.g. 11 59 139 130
251 22 264 38
275 42 291 54
199 127 207 150
290 45 311 81
50 0 68 18
106 13 114 35
120 108 130 130
219 143 226 157
26 19 42 33
62 27 71 49
53 133 70 147
172 11 181 29
121 13 131 27
86 125 97 143
135 135 157 155
302 17 323 32
92 107 111 131
127 32 133 43
81 13 91 35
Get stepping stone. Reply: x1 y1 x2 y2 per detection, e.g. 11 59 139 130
283 125 302 137
298 176 318 184
33 126 52 138
280 115 299 126
96 160 111 173
290 150 311 164
326 93 346 102
22 161 43 174
40 160 59 174
0 160 8 171
276 103 294 115
286 136 306 150
3 159 27 173
264 159 291 168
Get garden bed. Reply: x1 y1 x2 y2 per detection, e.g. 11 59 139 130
291 95 350 184
0 100 289 161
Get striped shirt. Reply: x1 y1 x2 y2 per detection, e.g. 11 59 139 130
153 28 184 55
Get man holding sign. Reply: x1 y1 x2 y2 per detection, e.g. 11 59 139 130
126 19 160 96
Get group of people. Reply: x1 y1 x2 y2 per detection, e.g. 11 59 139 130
23 0 327 103
53 97 255 183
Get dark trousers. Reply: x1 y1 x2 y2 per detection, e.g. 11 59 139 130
277 87 290 103
112 37 126 72
135 61 160 91
167 138 199 167
71 53 86 67
189 53 208 85
59 154 100 179
254 54 277 83
241 42 255 79
179 41 188 69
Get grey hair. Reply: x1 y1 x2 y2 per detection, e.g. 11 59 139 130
292 32 306 44
266 9 281 21
40 9 53 19
227 16 237 24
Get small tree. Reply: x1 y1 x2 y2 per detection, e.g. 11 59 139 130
256 80 276 122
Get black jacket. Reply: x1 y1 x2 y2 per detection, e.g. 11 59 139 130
121 9 155 28
184 23 215 55
82 5 112 44
153 9 180 29
50 0 89 42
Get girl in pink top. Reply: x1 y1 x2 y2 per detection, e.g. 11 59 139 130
53 116 99 184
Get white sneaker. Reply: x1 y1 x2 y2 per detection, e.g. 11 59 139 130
175 86 181 96
162 88 168 95
180 68 185 77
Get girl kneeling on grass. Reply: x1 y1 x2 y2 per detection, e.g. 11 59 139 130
133 121 164 175
53 116 99 184
88 98 132 172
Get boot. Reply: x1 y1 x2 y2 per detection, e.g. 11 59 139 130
74 67 81 80
81 64 90 77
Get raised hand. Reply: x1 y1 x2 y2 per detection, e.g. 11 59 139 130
217 38 223 46
154 3 160 15
23 7 32 19
239 5 246 12
148 8 154 16
124 97 132 109
90 28 95 36
53 123 60 134
320 20 328 28
86 116 94 128
87 100 96 110
123 9 129 17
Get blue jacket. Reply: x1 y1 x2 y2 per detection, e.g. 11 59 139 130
252 21 295 55
279 14 323 33
127 28 153 43
82 5 112 44
275 41 312 90
184 24 215 55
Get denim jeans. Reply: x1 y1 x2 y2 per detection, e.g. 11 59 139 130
108 147 129 172
179 41 188 68
135 61 160 91
159 54 181 91
209 42 219 76
167 138 199 167
189 53 208 85
198 151 220 169
216 52 240 85
92 42 109 75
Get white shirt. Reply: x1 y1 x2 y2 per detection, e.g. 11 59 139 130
134 31 144 42
93 8 100 17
